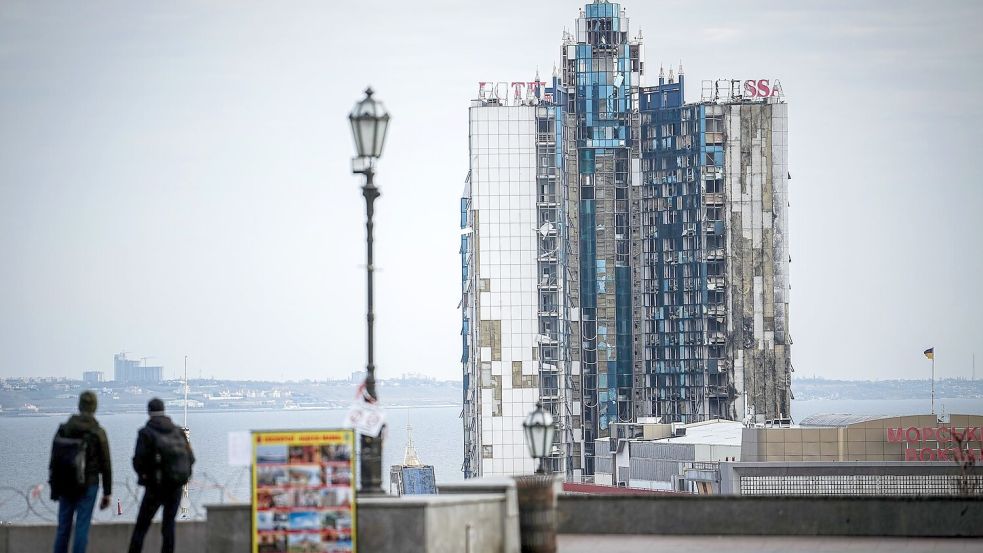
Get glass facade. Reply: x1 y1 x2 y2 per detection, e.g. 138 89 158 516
556 0 643 477
638 74 718 423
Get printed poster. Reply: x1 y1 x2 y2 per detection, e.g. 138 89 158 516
252 430 356 553
399 466 436 495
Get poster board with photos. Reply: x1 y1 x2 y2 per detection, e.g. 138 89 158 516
252 429 356 553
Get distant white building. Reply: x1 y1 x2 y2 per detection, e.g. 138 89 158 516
82 371 103 384
166 398 204 409
114 353 162 384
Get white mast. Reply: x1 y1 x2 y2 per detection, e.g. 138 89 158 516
183 355 189 429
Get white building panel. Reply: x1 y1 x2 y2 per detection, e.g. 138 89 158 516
466 102 545 477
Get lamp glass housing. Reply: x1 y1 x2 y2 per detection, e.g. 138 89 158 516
349 88 391 159
522 401 555 460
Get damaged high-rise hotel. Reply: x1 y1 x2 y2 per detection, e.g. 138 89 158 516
461 0 791 480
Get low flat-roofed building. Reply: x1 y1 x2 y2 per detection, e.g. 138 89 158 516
594 419 744 492
742 413 983 462
592 414 983 495
714 413 983 496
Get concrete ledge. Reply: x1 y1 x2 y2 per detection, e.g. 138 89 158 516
439 476 520 553
358 493 506 553
0 520 206 553
359 494 501 508
1 493 511 553
207 503 251 553
202 495 510 553
558 494 983 537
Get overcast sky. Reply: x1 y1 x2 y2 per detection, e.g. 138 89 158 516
1 1 981 382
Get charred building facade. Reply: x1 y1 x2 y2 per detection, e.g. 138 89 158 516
462 0 791 480
637 76 791 425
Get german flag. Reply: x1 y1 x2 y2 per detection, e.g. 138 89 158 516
924 347 934 360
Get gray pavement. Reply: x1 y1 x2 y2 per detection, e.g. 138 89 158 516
559 534 983 552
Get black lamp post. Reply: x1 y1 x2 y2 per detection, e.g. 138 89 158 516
523 401 556 474
349 87 390 495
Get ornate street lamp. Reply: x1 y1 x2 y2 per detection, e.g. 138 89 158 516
349 87 390 495
523 401 556 474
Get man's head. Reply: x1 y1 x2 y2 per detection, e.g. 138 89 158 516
148 397 165 416
78 390 98 414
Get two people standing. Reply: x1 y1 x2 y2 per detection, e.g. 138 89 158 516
48 394 195 553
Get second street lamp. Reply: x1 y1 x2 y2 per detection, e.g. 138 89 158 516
523 401 556 474
348 87 391 495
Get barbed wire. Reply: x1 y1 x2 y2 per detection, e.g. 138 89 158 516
0 467 251 524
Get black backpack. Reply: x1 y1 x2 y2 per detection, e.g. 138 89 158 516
49 425 87 499
151 427 193 487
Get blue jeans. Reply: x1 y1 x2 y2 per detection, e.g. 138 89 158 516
53 484 99 553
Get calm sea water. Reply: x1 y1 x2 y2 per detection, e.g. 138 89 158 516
0 406 462 523
791 397 983 420
2 397 981 523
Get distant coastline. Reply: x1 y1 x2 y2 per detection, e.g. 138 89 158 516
2 375 981 417
0 376 462 417
791 377 983 401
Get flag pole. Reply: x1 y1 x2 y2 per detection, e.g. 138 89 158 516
931 354 935 418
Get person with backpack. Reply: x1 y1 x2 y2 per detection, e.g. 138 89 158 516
127 398 194 553
49 390 112 553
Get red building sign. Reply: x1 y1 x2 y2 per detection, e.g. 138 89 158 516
886 426 983 461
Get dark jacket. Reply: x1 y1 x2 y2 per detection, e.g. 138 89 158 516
50 413 112 496
132 415 194 489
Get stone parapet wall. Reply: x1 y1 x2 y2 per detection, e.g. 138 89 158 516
558 493 983 537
